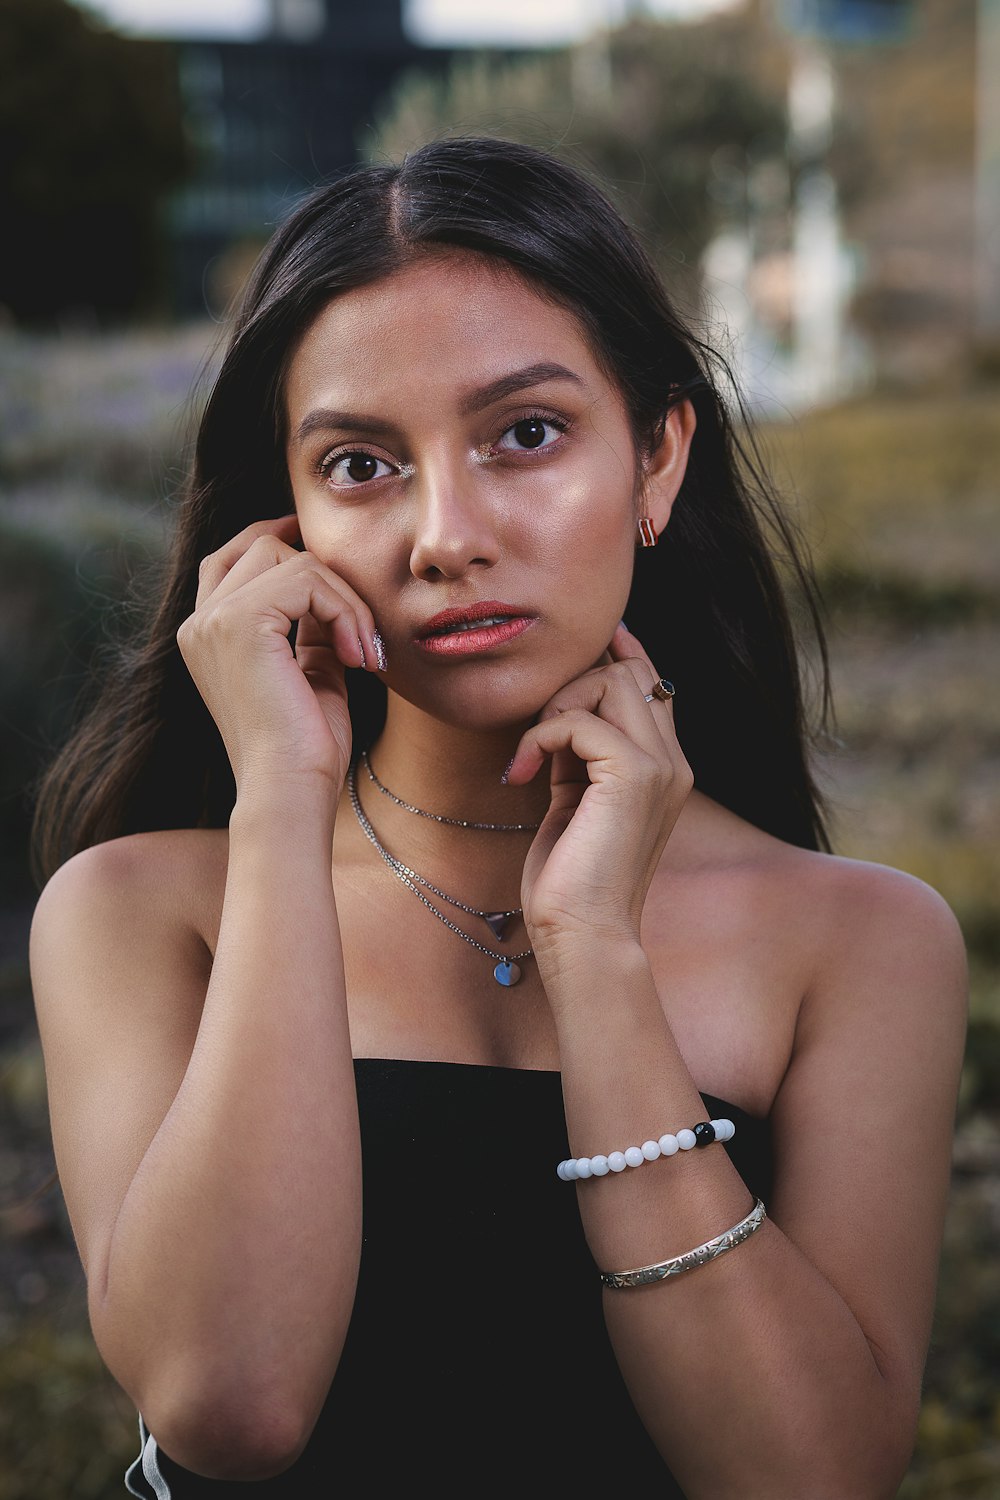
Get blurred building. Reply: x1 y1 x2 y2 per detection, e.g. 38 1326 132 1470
160 0 461 315
702 0 982 408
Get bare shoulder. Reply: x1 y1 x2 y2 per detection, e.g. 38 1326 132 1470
677 795 969 1096
787 847 969 1022
774 838 968 1054
655 795 968 1110
31 826 228 961
699 798 968 1005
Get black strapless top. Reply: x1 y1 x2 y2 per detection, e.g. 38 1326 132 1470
126 1059 772 1498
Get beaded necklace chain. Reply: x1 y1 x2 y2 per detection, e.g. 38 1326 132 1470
347 761 533 986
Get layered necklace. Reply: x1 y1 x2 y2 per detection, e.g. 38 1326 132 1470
347 749 540 986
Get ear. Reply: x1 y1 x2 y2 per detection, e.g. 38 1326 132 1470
638 399 697 538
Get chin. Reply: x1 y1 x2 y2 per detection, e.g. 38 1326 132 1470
429 695 545 735
396 669 559 732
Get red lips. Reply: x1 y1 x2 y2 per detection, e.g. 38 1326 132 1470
416 599 535 638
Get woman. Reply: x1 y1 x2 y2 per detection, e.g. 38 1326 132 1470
28 137 967 1497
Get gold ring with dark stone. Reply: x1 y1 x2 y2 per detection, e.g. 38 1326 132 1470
644 678 676 704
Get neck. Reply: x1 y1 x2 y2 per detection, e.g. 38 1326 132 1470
342 691 551 905
368 692 552 828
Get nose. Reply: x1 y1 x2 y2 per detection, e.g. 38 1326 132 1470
407 460 502 581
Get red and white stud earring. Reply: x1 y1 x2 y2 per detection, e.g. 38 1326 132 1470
636 516 658 548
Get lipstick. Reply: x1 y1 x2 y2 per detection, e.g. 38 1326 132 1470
415 600 537 657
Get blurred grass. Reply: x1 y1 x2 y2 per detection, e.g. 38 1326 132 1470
760 388 1000 1498
0 325 997 1495
0 1314 139 1500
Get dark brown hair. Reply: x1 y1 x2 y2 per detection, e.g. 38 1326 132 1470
30 133 836 888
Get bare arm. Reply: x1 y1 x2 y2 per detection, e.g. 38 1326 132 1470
32 513 381 1477
30 788 360 1480
505 621 968 1497
537 863 968 1500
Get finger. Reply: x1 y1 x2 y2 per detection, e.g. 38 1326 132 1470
538 661 671 763
607 623 678 731
197 535 381 672
293 631 354 692
505 708 663 790
295 566 381 674
295 601 372 673
185 561 370 672
195 513 302 606
196 531 299 609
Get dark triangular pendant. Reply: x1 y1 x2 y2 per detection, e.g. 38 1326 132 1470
483 911 512 941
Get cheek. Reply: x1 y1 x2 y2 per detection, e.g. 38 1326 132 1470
291 493 383 598
529 432 637 526
290 466 358 551
551 458 637 571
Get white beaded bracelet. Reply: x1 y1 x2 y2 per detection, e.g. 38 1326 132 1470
557 1118 735 1181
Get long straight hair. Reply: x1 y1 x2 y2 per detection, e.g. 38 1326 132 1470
30 134 836 887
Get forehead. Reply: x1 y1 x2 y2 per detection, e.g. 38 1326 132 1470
284 253 608 409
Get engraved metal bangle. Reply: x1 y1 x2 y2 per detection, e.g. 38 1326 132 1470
599 1198 767 1290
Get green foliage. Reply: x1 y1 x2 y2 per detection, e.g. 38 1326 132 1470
363 14 787 277
961 1020 1000 1118
0 1316 137 1500
759 391 1000 596
829 0 975 221
0 0 190 323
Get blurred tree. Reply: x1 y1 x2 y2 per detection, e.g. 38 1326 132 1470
0 0 190 324
363 9 790 288
826 0 974 203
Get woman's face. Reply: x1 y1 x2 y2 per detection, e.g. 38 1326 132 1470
283 251 657 731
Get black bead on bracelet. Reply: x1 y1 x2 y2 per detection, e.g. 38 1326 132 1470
557 1117 735 1181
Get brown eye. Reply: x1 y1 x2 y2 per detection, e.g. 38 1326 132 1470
512 419 547 449
345 454 379 482
321 450 394 487
496 416 564 453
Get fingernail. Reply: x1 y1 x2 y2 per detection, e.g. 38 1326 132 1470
373 630 387 671
618 618 629 632
357 636 367 668
501 754 516 785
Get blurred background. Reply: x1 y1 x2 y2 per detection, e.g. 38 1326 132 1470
1 0 997 1494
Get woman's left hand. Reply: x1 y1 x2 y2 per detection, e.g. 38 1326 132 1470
507 622 694 953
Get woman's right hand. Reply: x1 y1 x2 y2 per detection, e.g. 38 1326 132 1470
176 513 382 797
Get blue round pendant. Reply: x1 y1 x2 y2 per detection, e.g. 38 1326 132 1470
494 961 521 986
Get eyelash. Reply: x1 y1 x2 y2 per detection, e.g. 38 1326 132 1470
492 409 570 453
315 409 570 489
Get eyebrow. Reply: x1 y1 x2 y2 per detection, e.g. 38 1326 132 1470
292 361 586 446
458 361 586 416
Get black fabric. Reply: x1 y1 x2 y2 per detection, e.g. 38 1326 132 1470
143 1058 773 1495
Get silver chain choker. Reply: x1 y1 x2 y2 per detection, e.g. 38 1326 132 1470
359 749 542 832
